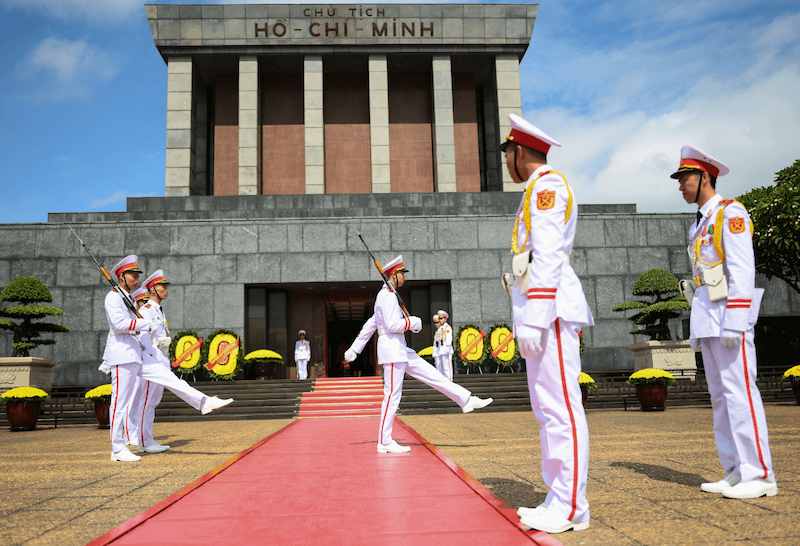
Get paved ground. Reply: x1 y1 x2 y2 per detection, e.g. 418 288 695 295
0 420 290 546
0 405 797 546
404 404 800 546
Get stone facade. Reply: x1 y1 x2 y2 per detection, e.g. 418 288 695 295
2 195 796 386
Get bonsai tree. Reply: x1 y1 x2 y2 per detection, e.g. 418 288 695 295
0 276 69 357
738 159 800 294
613 268 690 341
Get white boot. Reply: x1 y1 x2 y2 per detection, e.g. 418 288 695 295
111 447 141 462
144 443 171 454
462 396 493 414
201 396 234 415
377 441 411 454
520 508 589 534
722 480 778 499
701 472 739 493
516 505 544 519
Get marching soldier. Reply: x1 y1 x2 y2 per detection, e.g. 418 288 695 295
294 330 311 380
433 310 454 380
128 270 234 454
344 255 493 454
101 255 152 462
673 145 777 499
500 114 593 533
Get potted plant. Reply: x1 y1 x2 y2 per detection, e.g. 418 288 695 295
782 364 800 405
0 276 68 391
1 386 48 430
579 372 596 405
85 384 112 428
244 349 284 380
613 269 695 379
628 368 676 411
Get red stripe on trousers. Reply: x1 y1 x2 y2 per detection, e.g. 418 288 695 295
555 318 579 521
140 381 150 447
111 368 120 447
379 364 394 445
740 333 769 479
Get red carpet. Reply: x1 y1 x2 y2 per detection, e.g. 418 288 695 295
299 377 384 418
88 417 558 546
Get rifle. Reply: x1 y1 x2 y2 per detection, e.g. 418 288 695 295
68 225 143 319
357 233 410 319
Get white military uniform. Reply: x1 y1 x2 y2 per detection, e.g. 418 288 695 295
680 152 774 486
128 300 208 448
101 257 146 455
294 338 311 380
433 322 454 380
505 115 593 527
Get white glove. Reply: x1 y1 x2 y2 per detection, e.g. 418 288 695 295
516 325 545 358
136 319 156 333
408 316 422 333
344 349 357 363
156 336 172 357
98 362 111 374
721 330 741 349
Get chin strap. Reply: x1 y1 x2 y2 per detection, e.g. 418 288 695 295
512 146 526 183
693 171 704 204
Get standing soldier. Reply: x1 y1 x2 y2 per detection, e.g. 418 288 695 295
102 255 152 463
500 114 593 533
343 255 493 454
128 269 234 454
294 330 311 380
672 145 776 499
433 310 454 380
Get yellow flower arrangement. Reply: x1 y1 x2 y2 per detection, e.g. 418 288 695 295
1 386 49 401
782 364 800 382
84 384 112 400
417 346 433 358
628 368 676 386
579 371 597 391
245 349 283 362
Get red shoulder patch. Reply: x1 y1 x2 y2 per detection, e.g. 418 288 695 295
728 217 745 234
536 190 556 210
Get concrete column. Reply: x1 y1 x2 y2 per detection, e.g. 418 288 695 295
495 54 522 192
238 56 259 195
432 56 457 193
190 76 208 195
368 55 390 193
304 55 324 194
165 57 193 197
481 79 501 192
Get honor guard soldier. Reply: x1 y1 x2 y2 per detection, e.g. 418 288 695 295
500 114 593 534
344 255 493 454
294 330 311 380
128 269 234 454
101 255 152 462
433 310 454 380
673 145 777 499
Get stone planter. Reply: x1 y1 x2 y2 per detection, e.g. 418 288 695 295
0 357 55 391
629 341 696 380
792 382 800 406
5 400 42 431
93 399 111 429
580 385 589 405
635 383 668 411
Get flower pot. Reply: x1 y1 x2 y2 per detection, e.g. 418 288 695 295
580 385 589 405
636 383 668 411
93 399 110 429
6 400 42 431
792 382 800 406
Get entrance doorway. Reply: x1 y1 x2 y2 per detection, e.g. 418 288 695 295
245 281 451 378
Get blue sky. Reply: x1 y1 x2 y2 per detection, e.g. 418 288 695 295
1 0 798 223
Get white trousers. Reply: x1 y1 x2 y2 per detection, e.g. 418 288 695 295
297 359 309 380
435 353 453 381
378 351 471 446
700 332 774 483
128 362 207 447
524 319 589 523
109 363 142 454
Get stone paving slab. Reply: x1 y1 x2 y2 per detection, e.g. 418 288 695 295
403 405 800 546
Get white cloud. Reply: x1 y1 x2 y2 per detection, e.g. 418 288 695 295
0 0 142 21
522 8 800 212
22 37 118 100
89 191 128 209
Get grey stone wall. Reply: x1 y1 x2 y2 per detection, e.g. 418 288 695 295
1 205 797 385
